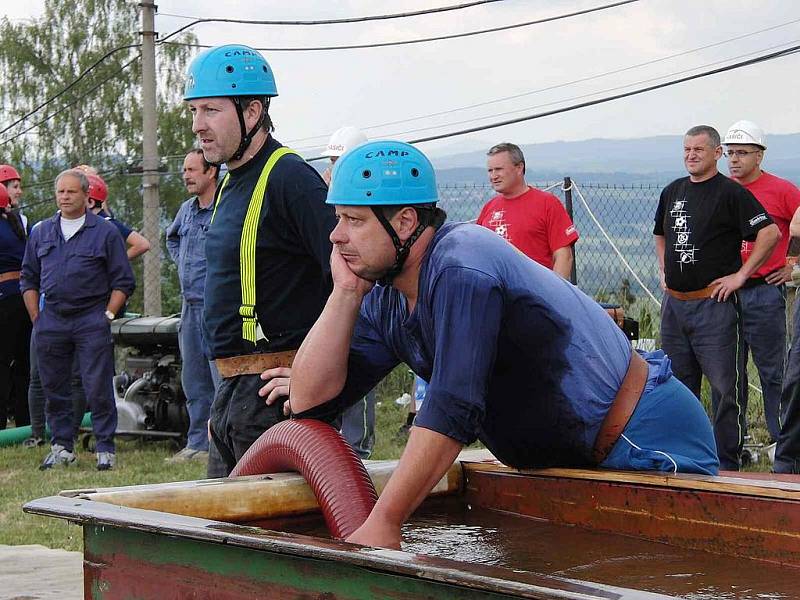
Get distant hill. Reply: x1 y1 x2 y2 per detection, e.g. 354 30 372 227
431 133 800 185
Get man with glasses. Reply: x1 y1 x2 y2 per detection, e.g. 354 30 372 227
654 125 780 471
723 121 800 456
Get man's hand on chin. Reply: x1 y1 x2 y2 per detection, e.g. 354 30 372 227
346 514 402 550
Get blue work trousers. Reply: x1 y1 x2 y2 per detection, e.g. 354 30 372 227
28 335 86 439
34 305 116 453
341 389 376 459
738 284 787 442
775 298 800 473
660 294 743 470
179 301 218 451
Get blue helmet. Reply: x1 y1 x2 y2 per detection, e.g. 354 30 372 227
184 44 278 100
327 140 437 206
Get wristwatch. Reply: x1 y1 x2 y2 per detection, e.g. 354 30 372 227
104 310 116 321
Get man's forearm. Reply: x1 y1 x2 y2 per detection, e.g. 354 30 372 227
290 288 364 413
22 289 39 322
552 247 573 280
107 290 128 316
654 235 666 271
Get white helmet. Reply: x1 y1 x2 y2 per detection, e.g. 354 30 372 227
323 126 368 158
723 120 767 149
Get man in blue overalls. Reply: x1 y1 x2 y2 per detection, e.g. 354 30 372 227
166 149 221 468
20 169 134 471
184 45 337 474
282 140 720 550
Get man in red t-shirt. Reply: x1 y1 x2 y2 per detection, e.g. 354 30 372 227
477 143 578 279
724 120 800 452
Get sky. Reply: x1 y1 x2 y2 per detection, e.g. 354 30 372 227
5 0 800 158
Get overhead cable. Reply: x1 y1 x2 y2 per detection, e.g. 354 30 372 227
160 0 641 51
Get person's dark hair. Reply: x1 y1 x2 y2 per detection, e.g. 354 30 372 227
487 142 526 175
685 125 721 148
188 148 219 180
380 204 447 230
1 207 26 241
237 95 274 132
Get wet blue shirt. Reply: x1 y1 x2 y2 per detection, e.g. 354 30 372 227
302 223 636 469
20 210 135 314
0 215 25 299
166 196 213 303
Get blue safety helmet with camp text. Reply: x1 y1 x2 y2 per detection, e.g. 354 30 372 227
328 140 443 283
183 44 278 100
327 140 437 206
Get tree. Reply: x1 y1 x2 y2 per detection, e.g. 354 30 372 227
0 0 198 313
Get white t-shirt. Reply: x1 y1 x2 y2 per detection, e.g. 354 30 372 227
60 213 86 241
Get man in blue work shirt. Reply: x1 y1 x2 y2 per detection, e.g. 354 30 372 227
284 141 719 550
184 44 336 473
20 169 135 471
165 149 221 467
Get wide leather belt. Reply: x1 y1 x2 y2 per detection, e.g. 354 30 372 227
215 350 297 379
592 351 649 464
0 270 21 283
666 284 718 301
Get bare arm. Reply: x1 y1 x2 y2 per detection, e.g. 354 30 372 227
654 234 666 290
712 224 781 301
791 205 800 238
107 289 128 317
125 231 151 260
288 245 374 413
551 246 573 280
346 427 463 549
22 289 39 322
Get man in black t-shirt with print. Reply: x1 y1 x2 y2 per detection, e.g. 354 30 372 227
653 125 780 470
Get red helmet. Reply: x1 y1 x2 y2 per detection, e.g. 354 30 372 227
0 164 21 184
0 183 9 209
87 173 108 203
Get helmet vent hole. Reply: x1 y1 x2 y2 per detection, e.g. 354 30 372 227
231 83 237 88
410 168 419 177
226 65 234 73
262 66 268 72
362 169 371 179
366 191 372 197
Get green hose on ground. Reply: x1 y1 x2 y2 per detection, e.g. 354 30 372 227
0 413 92 448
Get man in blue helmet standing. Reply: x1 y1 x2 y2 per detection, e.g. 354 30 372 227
183 45 336 473
283 140 719 550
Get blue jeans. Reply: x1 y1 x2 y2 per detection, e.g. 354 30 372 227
660 294 743 470
341 389 376 459
179 302 219 451
738 284 787 442
601 374 719 475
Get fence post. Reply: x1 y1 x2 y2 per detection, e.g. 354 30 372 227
563 176 577 285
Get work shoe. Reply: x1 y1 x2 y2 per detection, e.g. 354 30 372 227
23 436 45 449
39 444 77 470
166 447 209 464
96 451 116 471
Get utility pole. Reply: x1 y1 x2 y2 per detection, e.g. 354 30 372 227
140 1 162 315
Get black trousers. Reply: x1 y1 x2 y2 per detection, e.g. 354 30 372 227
775 300 800 473
0 294 31 428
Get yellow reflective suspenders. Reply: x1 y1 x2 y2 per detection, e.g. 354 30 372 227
210 147 299 343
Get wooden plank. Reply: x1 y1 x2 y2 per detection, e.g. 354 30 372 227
463 468 800 567
461 461 800 500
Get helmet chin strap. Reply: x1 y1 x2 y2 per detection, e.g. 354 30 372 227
371 207 428 285
229 97 269 163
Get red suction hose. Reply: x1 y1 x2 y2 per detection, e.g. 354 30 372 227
230 419 378 539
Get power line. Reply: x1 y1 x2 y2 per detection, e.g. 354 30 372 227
402 41 800 145
0 43 141 138
285 17 800 146
161 0 641 51
0 56 141 146
156 0 506 43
